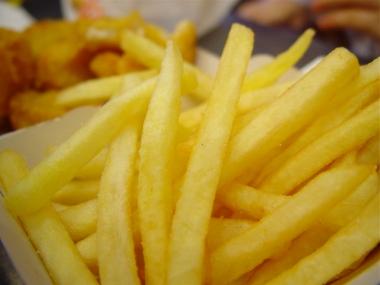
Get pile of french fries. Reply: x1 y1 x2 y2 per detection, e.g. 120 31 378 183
0 23 379 285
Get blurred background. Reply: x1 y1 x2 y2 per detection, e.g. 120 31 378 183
1 0 379 63
0 0 379 134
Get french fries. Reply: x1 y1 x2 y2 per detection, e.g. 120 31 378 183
0 150 98 285
241 29 315 92
266 193 380 285
1 22 379 285
248 224 334 285
218 184 289 219
168 24 254 285
56 70 157 107
121 30 212 101
52 180 99 205
138 42 183 285
211 166 371 284
254 77 379 185
261 100 379 194
59 199 97 241
97 121 141 285
220 48 359 186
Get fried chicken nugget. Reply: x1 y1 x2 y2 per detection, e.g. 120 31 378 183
0 28 34 131
9 90 66 129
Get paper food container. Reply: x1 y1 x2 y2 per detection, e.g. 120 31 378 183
0 49 378 285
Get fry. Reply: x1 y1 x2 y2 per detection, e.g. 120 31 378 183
248 224 333 285
330 150 357 169
238 81 294 115
0 150 98 285
241 29 314 92
207 218 255 251
138 42 183 285
52 180 99 205
321 172 379 231
172 20 197 62
262 100 380 194
56 70 156 107
6 78 155 215
98 121 141 285
218 184 289 220
121 30 212 101
75 218 255 270
59 199 97 241
6 62 197 216
357 134 380 165
210 166 371 284
178 81 293 142
76 233 97 271
255 79 379 185
221 48 359 186
168 24 254 285
143 23 168 46
75 148 107 179
0 150 28 192
266 193 380 285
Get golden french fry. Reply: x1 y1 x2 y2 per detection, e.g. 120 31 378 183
266 193 380 285
56 70 157 107
238 81 294 115
241 29 314 92
178 81 293 142
330 150 358 169
143 23 168 46
262 100 379 194
248 172 378 285
321 172 379 231
0 150 98 285
6 78 156 216
76 233 97 272
255 79 379 185
218 184 289 220
121 30 212 101
207 218 255 251
210 166 371 284
220 48 359 186
52 203 69 212
172 20 197 62
52 180 99 205
59 199 97 241
98 121 141 285
248 224 333 285
75 218 255 271
0 150 28 192
168 24 254 285
75 148 107 179
357 134 380 165
360 57 380 83
138 42 183 285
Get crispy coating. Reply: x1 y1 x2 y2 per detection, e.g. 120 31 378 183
0 28 34 131
2 14 197 130
9 90 66 129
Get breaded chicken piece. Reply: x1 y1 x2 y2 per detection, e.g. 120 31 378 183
0 28 34 129
9 90 66 129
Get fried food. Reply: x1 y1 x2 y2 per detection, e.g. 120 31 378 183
1 13 198 130
9 90 66 129
0 28 34 130
1 22 379 285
